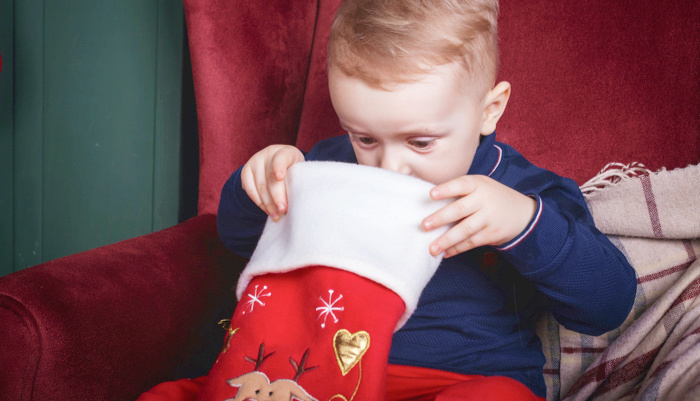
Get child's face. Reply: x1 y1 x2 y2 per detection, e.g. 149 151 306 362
329 64 492 185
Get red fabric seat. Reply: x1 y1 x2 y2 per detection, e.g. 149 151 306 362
1 0 697 400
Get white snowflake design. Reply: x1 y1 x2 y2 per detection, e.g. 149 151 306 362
316 289 344 328
242 284 271 314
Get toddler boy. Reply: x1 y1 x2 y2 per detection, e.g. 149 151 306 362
218 0 637 399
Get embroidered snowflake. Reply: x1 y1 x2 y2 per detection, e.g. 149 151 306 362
243 285 271 314
316 289 344 328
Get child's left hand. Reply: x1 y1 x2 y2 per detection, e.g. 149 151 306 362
422 175 537 258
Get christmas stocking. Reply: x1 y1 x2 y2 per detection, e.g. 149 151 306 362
197 162 451 401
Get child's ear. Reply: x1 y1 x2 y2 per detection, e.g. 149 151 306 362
480 81 511 136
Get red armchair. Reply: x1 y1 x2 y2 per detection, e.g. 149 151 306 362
1 0 697 400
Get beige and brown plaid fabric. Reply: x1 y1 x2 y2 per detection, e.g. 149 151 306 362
538 164 700 401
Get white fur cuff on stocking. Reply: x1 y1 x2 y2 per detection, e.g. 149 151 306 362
237 161 451 331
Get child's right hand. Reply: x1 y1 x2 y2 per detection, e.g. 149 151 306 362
240 144 305 222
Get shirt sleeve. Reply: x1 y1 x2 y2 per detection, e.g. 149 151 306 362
494 156 637 336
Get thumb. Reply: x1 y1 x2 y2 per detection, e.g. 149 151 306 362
271 147 304 181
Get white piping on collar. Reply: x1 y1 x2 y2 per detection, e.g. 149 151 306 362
487 145 503 177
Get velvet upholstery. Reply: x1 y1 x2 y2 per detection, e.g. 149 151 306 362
0 215 242 400
0 0 697 400
193 0 700 216
495 0 700 181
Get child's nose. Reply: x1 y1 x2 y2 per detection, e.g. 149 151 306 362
379 152 410 175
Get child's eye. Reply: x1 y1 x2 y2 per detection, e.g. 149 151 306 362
408 138 436 150
349 133 377 147
359 137 376 145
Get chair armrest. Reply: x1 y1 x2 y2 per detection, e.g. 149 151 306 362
0 214 245 401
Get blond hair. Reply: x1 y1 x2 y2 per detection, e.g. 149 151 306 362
328 0 500 96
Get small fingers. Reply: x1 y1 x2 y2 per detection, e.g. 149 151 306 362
429 216 487 257
242 162 274 217
242 157 280 220
443 235 485 258
265 177 288 219
430 175 480 200
255 179 279 221
270 149 293 182
240 164 263 208
423 195 477 231
241 145 305 222
267 148 304 215
272 146 305 177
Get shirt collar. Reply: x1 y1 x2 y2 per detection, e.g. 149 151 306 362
467 133 503 177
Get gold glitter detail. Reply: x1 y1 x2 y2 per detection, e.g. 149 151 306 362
333 329 370 376
218 319 239 354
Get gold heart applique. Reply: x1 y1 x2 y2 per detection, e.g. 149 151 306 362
333 329 370 376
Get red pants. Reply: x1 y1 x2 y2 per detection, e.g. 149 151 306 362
138 365 544 401
386 365 545 401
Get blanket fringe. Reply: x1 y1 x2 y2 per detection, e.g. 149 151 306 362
580 162 655 195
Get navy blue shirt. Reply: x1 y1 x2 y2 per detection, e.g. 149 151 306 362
217 134 637 397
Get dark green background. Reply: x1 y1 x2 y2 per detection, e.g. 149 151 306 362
0 0 199 276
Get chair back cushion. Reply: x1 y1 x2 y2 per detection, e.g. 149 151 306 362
185 0 322 214
185 0 699 215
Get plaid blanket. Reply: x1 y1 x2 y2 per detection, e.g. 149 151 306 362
538 163 700 401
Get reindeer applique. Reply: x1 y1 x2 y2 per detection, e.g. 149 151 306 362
224 343 318 401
